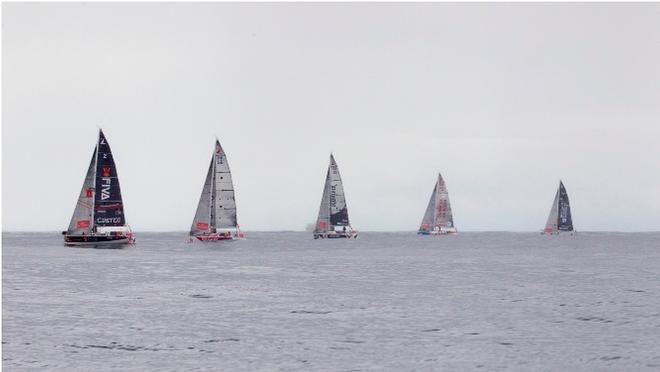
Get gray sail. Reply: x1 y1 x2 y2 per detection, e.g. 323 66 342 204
190 157 214 235
213 140 238 229
66 148 97 234
328 154 350 226
315 154 351 233
314 167 332 233
544 186 560 233
434 173 454 228
418 182 437 233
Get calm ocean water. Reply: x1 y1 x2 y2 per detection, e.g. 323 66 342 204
3 232 660 371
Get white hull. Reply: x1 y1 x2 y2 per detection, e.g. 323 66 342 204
192 231 246 242
419 228 458 235
541 230 576 236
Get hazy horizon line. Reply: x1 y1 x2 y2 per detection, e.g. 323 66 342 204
3 230 660 234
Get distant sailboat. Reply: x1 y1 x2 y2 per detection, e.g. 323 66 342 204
190 139 244 242
543 180 574 235
418 173 457 235
313 154 358 239
62 129 135 247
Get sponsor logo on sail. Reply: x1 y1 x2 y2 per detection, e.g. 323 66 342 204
77 220 90 228
96 217 122 224
330 185 337 208
86 188 94 198
100 177 112 200
436 201 448 218
560 205 569 223
102 166 111 177
197 222 209 230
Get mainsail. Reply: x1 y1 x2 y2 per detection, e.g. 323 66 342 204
190 140 239 235
544 180 574 233
94 130 126 227
418 173 455 233
315 154 351 234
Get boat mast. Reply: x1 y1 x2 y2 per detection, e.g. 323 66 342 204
556 181 562 230
434 175 440 228
91 134 100 231
209 153 216 231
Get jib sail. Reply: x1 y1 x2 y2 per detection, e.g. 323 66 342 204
190 157 214 235
66 148 97 234
419 182 437 233
315 167 332 233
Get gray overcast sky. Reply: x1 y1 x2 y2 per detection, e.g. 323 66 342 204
3 3 660 232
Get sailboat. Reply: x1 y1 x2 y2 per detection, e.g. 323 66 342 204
418 173 457 235
313 154 358 239
62 129 135 247
189 139 244 242
543 180 575 235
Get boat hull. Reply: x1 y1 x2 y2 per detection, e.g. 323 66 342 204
418 228 458 235
64 234 134 248
313 232 358 239
193 232 245 242
541 229 576 236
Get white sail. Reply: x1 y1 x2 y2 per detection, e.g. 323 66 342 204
213 140 238 229
66 148 97 234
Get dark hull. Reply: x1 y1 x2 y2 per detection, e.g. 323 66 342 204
64 234 131 248
313 232 358 239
